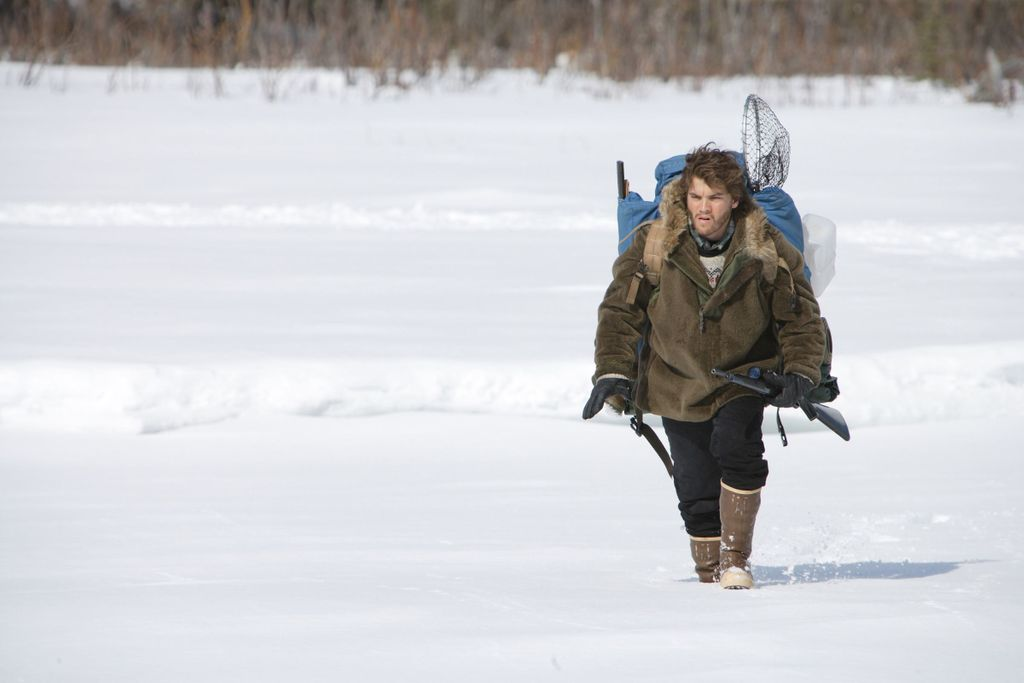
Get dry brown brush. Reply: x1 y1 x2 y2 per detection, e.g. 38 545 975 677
2 0 1021 94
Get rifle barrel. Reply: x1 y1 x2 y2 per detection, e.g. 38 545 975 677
711 368 773 396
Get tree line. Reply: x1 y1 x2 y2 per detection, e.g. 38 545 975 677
2 0 1021 87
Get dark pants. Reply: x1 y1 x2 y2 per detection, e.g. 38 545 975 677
663 396 768 538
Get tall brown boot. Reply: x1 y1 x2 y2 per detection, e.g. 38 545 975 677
689 536 721 583
719 482 762 590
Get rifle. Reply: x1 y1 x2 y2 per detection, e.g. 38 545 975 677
711 368 851 443
611 161 676 477
616 160 629 200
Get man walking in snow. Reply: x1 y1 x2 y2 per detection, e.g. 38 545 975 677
583 144 825 589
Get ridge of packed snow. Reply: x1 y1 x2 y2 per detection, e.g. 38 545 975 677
2 342 1022 434
0 201 607 232
3 203 1022 260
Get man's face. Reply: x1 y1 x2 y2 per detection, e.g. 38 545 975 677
687 176 739 242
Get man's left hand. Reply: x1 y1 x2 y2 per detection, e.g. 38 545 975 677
768 374 814 408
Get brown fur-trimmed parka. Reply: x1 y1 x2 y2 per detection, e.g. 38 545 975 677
593 177 826 422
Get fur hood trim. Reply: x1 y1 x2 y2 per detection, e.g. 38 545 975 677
657 177 777 282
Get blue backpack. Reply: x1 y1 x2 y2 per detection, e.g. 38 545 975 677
616 153 810 279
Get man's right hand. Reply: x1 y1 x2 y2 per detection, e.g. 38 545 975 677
582 376 634 420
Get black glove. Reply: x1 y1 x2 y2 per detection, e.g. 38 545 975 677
582 376 633 420
768 373 814 408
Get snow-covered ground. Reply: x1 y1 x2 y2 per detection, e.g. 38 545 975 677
1 64 1022 681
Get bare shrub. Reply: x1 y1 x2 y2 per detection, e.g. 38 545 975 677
1 0 1020 91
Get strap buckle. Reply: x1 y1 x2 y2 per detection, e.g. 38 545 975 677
630 414 643 436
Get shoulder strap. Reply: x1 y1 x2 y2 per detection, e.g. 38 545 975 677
642 220 670 284
625 220 670 306
630 413 674 478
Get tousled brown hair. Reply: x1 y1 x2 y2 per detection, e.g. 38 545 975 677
681 144 753 218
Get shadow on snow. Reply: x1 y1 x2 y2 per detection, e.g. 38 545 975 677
752 560 970 586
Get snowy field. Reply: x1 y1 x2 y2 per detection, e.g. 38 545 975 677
1 64 1023 681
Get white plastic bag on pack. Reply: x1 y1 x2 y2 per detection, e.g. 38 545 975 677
802 214 837 297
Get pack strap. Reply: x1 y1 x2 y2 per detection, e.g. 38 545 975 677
630 413 673 478
642 221 670 283
624 220 670 307
775 407 789 447
625 268 646 306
